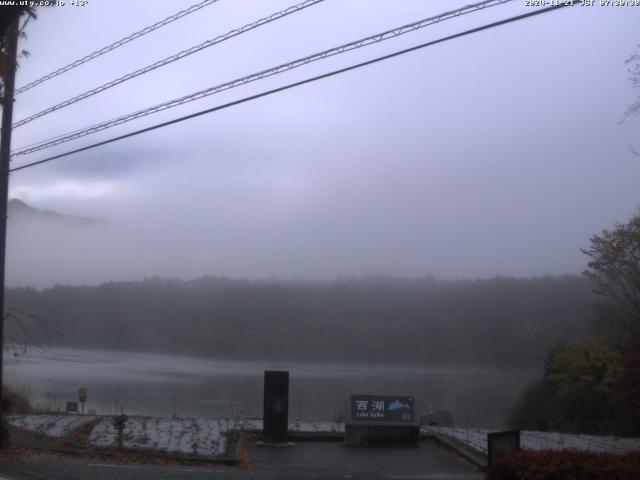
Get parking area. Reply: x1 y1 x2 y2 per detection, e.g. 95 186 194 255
0 439 484 480
248 439 484 479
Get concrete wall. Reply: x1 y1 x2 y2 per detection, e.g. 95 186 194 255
345 424 419 446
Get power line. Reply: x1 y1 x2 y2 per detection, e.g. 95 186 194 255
12 0 513 156
10 3 572 173
15 0 221 95
12 0 326 129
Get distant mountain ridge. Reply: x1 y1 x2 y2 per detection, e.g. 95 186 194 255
8 199 105 227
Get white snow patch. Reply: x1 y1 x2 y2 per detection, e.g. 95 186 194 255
89 416 228 458
289 420 344 433
239 419 344 433
8 415 97 437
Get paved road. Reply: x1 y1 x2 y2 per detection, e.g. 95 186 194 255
0 440 484 480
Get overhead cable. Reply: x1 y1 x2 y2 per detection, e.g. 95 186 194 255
10 3 573 173
15 0 221 95
12 0 512 155
12 0 326 128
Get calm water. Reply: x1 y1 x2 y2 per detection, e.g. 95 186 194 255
5 348 539 428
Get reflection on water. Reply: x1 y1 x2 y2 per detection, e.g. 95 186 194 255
5 348 539 428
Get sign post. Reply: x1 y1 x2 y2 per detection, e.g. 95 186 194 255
112 414 128 450
78 388 87 415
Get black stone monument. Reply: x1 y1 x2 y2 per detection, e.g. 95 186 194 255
263 370 289 444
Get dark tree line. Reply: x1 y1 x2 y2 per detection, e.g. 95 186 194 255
5 275 593 367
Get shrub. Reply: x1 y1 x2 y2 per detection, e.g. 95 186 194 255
2 388 32 415
489 449 640 480
508 337 628 434
0 387 32 448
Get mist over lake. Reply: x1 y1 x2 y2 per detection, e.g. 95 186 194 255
5 347 539 428
3 275 588 427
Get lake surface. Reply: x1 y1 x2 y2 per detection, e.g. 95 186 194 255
5 347 539 428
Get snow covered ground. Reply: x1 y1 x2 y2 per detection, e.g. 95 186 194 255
423 426 640 455
8 415 229 458
9 415 639 459
8 415 344 459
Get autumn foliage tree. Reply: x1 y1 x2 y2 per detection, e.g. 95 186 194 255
508 337 625 434
544 337 623 433
510 212 640 435
582 213 640 350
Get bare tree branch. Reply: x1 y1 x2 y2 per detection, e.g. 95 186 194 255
3 308 61 352
623 44 640 123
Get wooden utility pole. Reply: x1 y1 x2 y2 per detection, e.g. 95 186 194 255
0 15 20 415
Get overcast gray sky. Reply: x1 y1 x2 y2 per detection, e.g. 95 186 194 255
5 0 640 287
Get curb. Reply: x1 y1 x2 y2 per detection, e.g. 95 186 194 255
288 432 344 441
239 429 344 442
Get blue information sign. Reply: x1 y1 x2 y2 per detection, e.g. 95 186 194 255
349 394 414 423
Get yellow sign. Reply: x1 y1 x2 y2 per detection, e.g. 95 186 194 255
79 387 87 402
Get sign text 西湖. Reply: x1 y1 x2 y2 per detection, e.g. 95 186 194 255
349 394 414 423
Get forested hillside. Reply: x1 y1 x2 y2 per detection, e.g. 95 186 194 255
6 275 594 366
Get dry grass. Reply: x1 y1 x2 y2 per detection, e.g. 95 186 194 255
2 388 32 415
0 445 239 466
